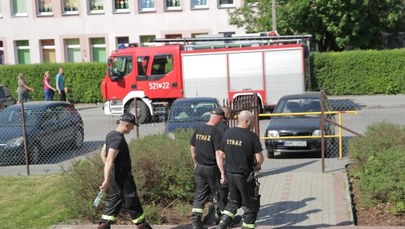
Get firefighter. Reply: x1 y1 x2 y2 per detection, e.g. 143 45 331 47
97 112 152 229
190 107 226 229
217 110 264 229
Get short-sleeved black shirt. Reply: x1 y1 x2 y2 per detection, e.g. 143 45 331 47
105 130 132 172
219 127 262 175
190 124 223 166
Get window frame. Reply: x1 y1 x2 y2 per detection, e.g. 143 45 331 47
40 39 56 63
62 0 79 15
218 0 235 8
11 0 28 17
90 37 107 62
88 0 104 14
113 0 130 13
37 0 53 16
16 40 30 64
64 38 81 63
191 0 208 9
165 0 181 11
139 0 155 12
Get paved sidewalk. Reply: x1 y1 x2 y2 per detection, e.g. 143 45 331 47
51 157 405 229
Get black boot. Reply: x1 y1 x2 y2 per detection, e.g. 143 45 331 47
192 215 205 229
136 220 152 229
216 214 233 229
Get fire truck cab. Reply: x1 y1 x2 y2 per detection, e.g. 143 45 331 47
101 33 311 124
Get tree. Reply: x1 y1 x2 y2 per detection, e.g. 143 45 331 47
228 0 405 51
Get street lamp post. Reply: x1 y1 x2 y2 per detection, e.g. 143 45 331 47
272 0 276 32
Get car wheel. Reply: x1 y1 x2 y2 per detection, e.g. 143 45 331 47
267 150 275 159
73 128 84 149
29 144 41 164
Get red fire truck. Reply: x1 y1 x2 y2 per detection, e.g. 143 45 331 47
100 34 311 123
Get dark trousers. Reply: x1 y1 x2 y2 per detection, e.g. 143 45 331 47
224 173 260 224
192 164 222 215
59 90 66 101
101 170 144 224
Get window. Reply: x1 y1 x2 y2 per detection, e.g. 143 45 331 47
65 38 81 63
11 0 27 16
0 41 4 64
166 0 181 10
88 0 104 13
63 0 78 14
218 0 234 7
139 35 156 46
139 0 155 11
37 0 53 15
137 56 149 77
191 0 208 9
90 38 106 62
150 54 173 80
114 0 129 12
41 39 56 63
112 56 133 77
116 37 129 49
16 40 30 64
165 34 182 39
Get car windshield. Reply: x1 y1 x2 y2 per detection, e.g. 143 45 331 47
274 98 322 117
0 109 41 127
168 101 218 122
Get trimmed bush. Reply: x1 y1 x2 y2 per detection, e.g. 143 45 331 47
59 129 195 224
0 62 105 103
312 49 405 95
348 122 405 212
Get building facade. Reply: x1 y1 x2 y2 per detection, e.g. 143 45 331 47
0 0 246 64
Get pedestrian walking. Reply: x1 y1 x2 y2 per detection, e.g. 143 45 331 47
190 107 226 229
55 67 66 101
97 112 152 229
216 110 264 229
43 71 56 101
16 73 34 103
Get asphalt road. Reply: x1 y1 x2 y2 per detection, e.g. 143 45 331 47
1 94 405 176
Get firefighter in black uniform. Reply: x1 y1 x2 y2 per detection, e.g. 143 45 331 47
217 110 264 229
97 112 152 229
190 107 226 229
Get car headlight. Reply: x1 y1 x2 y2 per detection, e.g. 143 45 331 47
5 137 24 148
267 130 279 138
167 132 176 140
312 130 321 136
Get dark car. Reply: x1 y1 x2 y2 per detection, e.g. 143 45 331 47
165 97 221 138
0 101 84 165
264 92 335 158
0 85 16 110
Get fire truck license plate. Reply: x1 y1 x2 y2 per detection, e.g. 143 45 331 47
284 141 307 147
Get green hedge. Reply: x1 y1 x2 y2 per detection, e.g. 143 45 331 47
1 48 404 104
0 62 106 103
348 122 405 213
311 49 405 95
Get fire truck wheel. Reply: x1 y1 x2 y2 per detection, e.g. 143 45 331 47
127 99 150 124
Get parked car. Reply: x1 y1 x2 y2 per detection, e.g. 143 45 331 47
0 101 84 165
165 97 221 138
264 92 335 158
0 85 16 110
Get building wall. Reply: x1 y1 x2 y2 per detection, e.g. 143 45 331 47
0 0 246 64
